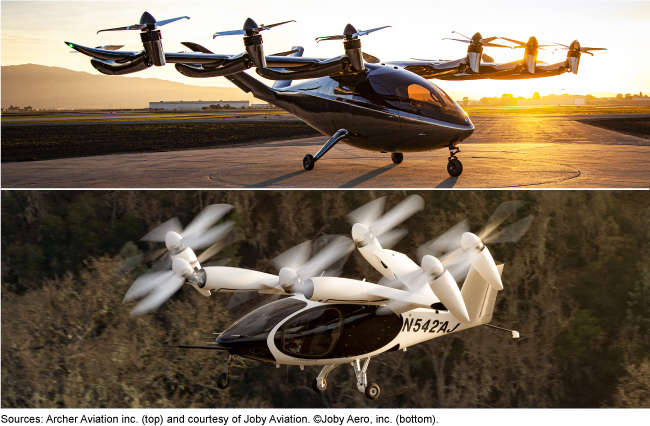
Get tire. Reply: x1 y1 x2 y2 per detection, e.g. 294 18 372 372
217 371 230 389
365 383 380 400
312 378 327 393
303 154 315 170
447 158 463 177
391 153 403 164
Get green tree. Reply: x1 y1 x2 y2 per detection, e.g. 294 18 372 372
533 92 542 100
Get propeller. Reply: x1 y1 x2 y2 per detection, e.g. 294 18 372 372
213 18 295 38
273 235 355 291
499 36 554 74
417 201 534 289
443 31 511 73
552 40 606 74
211 18 295 68
349 195 425 279
123 204 236 315
97 12 189 34
96 12 189 67
315 24 391 71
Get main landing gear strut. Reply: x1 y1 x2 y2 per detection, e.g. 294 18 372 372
303 129 349 170
311 358 380 400
217 354 235 389
447 144 463 177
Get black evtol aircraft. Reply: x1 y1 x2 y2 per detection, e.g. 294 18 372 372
67 13 605 176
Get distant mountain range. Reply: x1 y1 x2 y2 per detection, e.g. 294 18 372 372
1 64 257 109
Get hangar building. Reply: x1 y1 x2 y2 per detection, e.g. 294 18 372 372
149 100 249 110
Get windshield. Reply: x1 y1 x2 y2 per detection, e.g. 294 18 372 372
220 298 307 340
368 68 469 125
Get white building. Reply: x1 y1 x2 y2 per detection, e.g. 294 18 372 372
149 100 249 110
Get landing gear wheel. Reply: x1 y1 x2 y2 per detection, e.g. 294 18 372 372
447 158 463 177
217 371 230 389
303 154 315 170
312 378 327 393
365 383 380 400
391 153 403 164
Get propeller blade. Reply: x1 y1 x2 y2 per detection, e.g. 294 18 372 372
553 42 570 49
377 275 406 290
482 53 495 63
181 42 214 54
356 26 391 37
370 194 424 238
297 237 354 282
130 274 185 316
500 37 526 46
483 42 512 49
197 228 244 263
477 201 528 241
483 215 534 245
443 38 471 43
182 204 233 239
97 24 146 34
315 35 345 42
363 52 381 64
184 221 236 251
124 270 176 303
213 29 247 38
451 31 471 40
262 20 296 29
377 228 408 250
272 240 313 272
347 197 386 229
418 219 469 260
156 16 190 27
140 217 182 242
480 36 498 43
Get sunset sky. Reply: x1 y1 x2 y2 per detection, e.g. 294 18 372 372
2 0 649 100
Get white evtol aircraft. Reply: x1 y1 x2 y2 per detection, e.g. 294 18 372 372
124 196 532 399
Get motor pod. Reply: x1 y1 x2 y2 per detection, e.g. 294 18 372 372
467 33 484 73
351 223 395 279
244 34 267 68
202 267 278 292
567 40 581 74
461 232 503 291
141 30 165 66
524 36 538 74
172 257 193 278
421 255 470 323
307 277 385 304
344 37 365 71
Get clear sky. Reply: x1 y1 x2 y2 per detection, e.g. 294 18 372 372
2 0 649 100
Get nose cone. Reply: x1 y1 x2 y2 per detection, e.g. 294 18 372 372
165 231 183 250
351 223 371 243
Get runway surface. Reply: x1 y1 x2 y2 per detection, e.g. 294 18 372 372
3 114 649 188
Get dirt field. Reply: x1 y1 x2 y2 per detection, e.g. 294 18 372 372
1 122 320 162
577 117 650 140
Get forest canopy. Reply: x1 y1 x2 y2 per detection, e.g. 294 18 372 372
1 190 649 408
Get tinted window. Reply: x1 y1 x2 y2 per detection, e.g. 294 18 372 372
281 308 343 357
220 297 307 340
369 69 468 125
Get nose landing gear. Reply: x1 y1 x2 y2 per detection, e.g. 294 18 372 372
217 354 235 389
312 364 337 393
447 144 463 177
391 153 403 164
303 129 349 170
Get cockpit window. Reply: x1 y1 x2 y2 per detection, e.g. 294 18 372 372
368 69 469 125
220 298 307 340
281 307 343 357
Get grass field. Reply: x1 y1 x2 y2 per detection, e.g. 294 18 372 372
1 121 320 162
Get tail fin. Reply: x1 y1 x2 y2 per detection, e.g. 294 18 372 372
460 262 504 324
272 46 304 89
